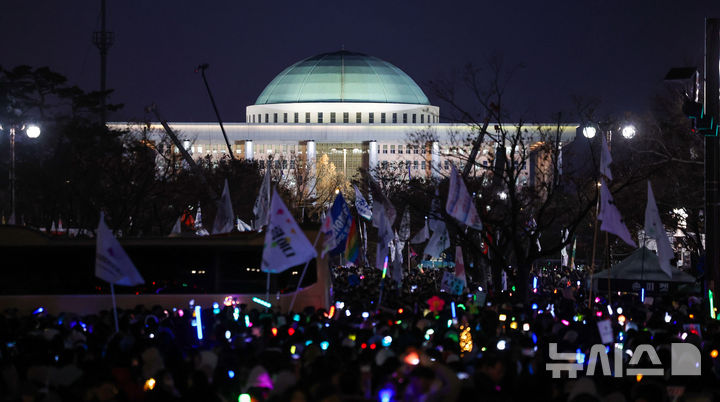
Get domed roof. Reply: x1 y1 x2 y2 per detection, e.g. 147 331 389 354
255 50 430 105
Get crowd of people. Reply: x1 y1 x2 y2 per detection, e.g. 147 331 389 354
1 263 718 402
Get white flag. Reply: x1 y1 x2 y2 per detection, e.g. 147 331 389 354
261 188 317 273
320 212 336 258
428 189 443 232
446 165 482 230
598 179 636 247
454 246 467 286
95 212 144 286
561 244 569 267
253 167 271 231
644 181 673 278
353 185 372 220
399 208 411 241
410 220 430 244
600 136 613 181
169 217 182 237
212 179 235 234
424 221 450 259
237 218 252 232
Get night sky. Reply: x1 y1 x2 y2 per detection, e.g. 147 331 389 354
2 0 719 123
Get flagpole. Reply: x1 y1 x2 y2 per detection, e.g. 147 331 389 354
588 195 601 309
110 283 119 333
265 273 271 310
606 232 611 304
377 255 389 309
288 231 322 312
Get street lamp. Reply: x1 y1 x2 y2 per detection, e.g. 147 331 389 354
582 126 597 139
2 123 41 223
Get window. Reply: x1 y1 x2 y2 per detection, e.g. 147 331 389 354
257 114 261 123
305 112 311 123
265 114 269 123
274 113 278 123
251 115 255 123
390 145 395 154
414 146 419 154
403 113 408 123
398 145 404 154
283 113 288 123
356 112 362 123
290 159 296 169
412 114 417 123
444 160 450 169
275 160 281 169
414 160 418 170
421 114 424 124
282 159 287 169
318 112 323 123
392 113 397 123
330 112 336 123
421 160 426 169
383 145 388 154
369 112 374 123
343 112 349 123
381 113 386 123
294 112 299 123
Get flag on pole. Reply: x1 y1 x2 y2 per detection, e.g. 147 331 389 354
212 179 235 234
194 203 209 236
344 217 360 265
598 179 636 247
569 237 577 269
253 166 271 231
261 188 317 273
399 208 411 241
454 246 467 286
600 136 613 181
237 218 252 232
644 181 673 278
328 192 353 255
169 217 182 237
410 219 430 244
320 213 336 258
424 221 450 259
446 165 483 230
95 212 145 286
353 185 372 220
429 188 443 232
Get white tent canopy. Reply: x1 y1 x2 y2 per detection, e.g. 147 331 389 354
593 247 695 283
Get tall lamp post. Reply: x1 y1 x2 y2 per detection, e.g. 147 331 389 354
2 124 41 223
584 122 636 304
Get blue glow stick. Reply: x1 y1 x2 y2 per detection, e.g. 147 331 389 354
194 305 203 340
451 301 456 319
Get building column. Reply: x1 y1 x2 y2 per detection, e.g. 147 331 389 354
245 140 254 161
431 141 440 179
368 140 378 176
306 140 316 194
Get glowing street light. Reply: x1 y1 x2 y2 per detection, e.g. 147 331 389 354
582 126 597 138
621 125 636 139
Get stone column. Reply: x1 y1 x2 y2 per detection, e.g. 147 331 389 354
368 140 378 176
431 141 440 178
245 140 254 161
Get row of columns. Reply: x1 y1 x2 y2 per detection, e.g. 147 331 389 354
243 139 440 178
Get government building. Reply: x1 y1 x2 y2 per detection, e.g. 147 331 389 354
115 50 578 183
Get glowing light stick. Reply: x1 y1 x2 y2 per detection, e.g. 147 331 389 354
194 305 203 340
252 297 272 309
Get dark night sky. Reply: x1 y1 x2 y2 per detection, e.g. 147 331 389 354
2 0 719 123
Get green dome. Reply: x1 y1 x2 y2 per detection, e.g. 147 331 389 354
255 51 430 105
